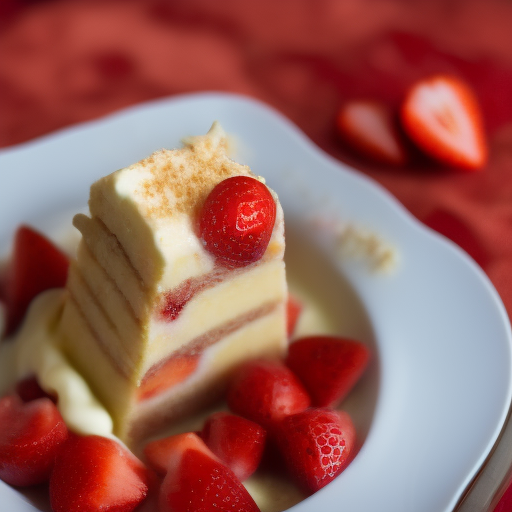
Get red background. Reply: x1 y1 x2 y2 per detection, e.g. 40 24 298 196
1 1 512 505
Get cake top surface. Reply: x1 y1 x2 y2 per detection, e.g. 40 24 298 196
109 121 253 220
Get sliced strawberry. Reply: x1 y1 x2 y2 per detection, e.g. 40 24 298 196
336 100 409 165
286 336 370 408
15 375 57 403
0 393 68 487
50 434 149 512
153 432 260 512
201 412 266 481
4 225 69 336
227 359 310 430
275 408 356 494
286 294 303 338
400 74 487 170
137 351 200 402
199 176 277 266
144 432 209 475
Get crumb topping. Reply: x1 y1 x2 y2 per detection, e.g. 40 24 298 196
126 123 252 219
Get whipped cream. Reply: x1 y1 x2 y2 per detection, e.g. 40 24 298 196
0 290 114 438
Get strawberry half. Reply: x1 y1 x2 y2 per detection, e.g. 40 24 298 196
145 432 260 512
227 359 310 430
199 176 277 266
275 408 356 494
286 336 370 408
0 393 68 487
201 412 267 481
400 74 487 170
50 434 149 512
3 225 69 336
143 432 209 475
336 100 408 165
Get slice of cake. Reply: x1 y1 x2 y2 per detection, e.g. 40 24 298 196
58 122 288 445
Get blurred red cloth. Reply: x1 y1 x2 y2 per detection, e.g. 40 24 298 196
1 0 512 508
1 1 511 307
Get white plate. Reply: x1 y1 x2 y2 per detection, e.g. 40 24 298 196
0 93 511 512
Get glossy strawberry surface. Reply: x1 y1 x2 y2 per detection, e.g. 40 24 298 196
199 176 276 266
50 434 149 512
0 393 68 487
160 444 260 512
275 408 356 494
201 412 267 481
227 359 310 430
145 432 260 512
286 336 370 408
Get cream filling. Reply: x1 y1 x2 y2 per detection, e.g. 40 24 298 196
144 260 286 373
67 251 287 380
129 305 287 439
0 290 114 438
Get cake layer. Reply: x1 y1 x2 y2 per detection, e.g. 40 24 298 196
59 295 286 444
144 260 286 373
66 263 138 377
70 239 286 379
128 307 287 444
73 213 147 319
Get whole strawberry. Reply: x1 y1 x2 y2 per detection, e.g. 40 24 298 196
286 336 370 408
275 408 356 494
199 176 276 266
227 359 310 430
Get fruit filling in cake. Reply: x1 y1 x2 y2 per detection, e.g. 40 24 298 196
57 122 288 444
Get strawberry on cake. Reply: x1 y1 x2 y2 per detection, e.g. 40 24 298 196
57 122 288 445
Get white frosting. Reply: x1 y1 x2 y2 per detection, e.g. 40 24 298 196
87 122 272 293
0 290 114 438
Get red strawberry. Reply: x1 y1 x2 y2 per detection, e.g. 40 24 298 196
400 74 487 170
201 412 266 481
15 375 57 403
145 432 260 512
0 393 68 487
199 176 277 266
286 294 303 338
336 100 408 165
144 432 210 475
3 225 69 336
50 434 149 512
286 336 370 408
275 408 356 494
227 359 310 430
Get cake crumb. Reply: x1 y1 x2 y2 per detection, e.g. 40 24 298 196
310 216 399 273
